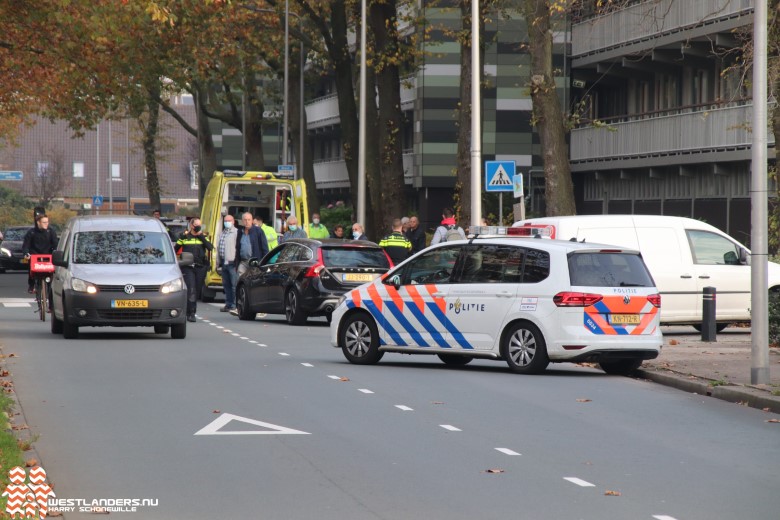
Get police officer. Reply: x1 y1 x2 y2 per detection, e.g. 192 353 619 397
379 218 412 265
176 218 213 322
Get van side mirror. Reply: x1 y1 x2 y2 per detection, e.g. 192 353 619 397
178 252 194 267
739 248 748 265
52 250 67 268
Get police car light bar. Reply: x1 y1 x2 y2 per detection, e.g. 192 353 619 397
507 225 555 238
468 226 508 236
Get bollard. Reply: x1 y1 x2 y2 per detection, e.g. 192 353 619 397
701 286 717 342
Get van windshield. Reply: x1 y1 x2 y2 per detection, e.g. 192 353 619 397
568 252 654 288
73 231 175 265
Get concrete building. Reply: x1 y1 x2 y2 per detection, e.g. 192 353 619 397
569 0 771 244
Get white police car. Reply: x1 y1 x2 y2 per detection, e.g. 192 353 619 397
330 227 663 375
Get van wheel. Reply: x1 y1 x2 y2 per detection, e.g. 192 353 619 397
437 354 473 366
285 288 308 325
340 313 384 365
51 310 63 334
692 323 729 333
236 285 256 321
599 359 643 376
154 325 170 334
171 322 186 339
501 321 549 374
62 314 79 340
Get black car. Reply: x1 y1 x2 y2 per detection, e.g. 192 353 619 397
235 238 392 324
0 226 33 272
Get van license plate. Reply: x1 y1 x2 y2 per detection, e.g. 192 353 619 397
111 300 149 308
343 273 375 282
610 314 640 325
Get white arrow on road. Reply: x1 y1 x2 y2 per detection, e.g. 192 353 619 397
194 413 310 435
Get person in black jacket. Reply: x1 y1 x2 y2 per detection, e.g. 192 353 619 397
22 214 58 294
405 216 426 255
176 217 213 322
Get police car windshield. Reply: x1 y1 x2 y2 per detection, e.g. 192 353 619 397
321 247 390 269
568 252 653 288
73 231 175 265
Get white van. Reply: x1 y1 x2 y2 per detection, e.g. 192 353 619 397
511 215 780 329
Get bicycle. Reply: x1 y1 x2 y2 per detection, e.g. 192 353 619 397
28 254 55 322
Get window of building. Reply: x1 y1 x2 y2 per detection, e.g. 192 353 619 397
36 162 49 177
111 163 121 180
73 162 85 178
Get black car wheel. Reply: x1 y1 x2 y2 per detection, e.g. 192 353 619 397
171 322 186 339
501 321 549 374
340 312 384 364
236 284 256 321
437 354 473 366
154 325 170 334
285 288 308 325
62 313 79 340
599 359 643 376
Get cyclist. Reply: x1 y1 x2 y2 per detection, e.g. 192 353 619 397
22 214 58 295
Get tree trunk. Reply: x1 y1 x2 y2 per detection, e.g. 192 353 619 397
455 0 474 224
194 85 217 203
141 85 162 211
365 66 381 239
369 0 405 233
288 42 320 213
523 0 576 216
245 72 265 170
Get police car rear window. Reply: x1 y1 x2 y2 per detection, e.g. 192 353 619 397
459 245 550 284
321 247 390 269
568 252 653 288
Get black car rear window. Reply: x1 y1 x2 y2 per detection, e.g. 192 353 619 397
568 252 654 287
3 228 31 241
321 247 390 269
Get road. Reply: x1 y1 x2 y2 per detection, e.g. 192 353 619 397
1 271 778 520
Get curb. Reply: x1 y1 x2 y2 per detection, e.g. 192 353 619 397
636 368 780 414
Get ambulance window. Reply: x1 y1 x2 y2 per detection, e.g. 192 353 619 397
402 246 461 285
522 249 550 283
458 245 523 284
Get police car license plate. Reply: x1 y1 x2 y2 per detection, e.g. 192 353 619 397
343 273 376 282
111 300 148 308
609 314 640 325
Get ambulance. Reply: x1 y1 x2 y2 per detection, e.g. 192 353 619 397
330 231 662 375
199 170 308 301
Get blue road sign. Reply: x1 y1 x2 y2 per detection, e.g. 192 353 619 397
0 171 23 181
277 164 295 178
485 161 515 192
93 195 104 207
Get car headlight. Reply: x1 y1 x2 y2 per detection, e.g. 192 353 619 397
71 277 98 294
160 278 184 294
0 247 10 257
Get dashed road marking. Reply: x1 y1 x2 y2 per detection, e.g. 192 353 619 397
358 389 374 394
231 333 240 337
257 343 267 347
652 516 678 520
327 375 341 380
3 303 31 308
495 448 520 456
564 477 595 487
279 352 290 356
240 336 248 340
301 363 313 367
395 405 413 411
224 329 233 333
248 340 257 344
216 326 224 329
439 425 461 432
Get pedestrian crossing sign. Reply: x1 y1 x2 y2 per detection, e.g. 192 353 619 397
485 161 515 192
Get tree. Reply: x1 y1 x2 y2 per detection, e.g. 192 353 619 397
29 146 70 208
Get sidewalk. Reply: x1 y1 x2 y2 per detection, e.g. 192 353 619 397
638 326 780 414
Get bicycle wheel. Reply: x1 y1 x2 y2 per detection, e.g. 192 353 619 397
36 279 47 322
40 281 48 322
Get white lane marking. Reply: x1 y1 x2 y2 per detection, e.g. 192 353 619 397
240 336 248 340
301 363 314 367
224 329 233 333
207 303 223 308
202 319 210 323
231 333 240 337
3 303 31 308
358 389 374 394
495 448 521 456
652 516 678 520
564 477 595 487
327 375 342 380
395 405 413 411
194 413 310 435
248 340 257 344
216 326 224 329
440 424 461 432
0 298 35 303
279 352 290 356
257 343 267 347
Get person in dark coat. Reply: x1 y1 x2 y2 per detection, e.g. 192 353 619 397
22 214 58 294
176 217 213 322
236 212 269 275
405 215 426 255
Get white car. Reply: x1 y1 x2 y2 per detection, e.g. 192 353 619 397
330 235 663 375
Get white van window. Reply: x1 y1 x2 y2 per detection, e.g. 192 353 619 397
686 230 741 265
73 231 174 264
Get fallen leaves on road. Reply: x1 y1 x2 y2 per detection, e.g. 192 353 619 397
7 353 17 358
483 468 505 474
576 399 592 403
339 377 350 382
668 339 679 346
25 458 38 467
11 423 28 431
604 490 621 496
1 380 13 388
212 409 220 414
766 418 780 423
432 401 445 405
0 369 9 376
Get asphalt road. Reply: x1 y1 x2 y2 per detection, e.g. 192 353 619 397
1 271 778 520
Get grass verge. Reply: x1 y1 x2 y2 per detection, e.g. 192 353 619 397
0 392 25 518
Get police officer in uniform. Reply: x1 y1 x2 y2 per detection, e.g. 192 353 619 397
176 218 213 322
379 218 412 265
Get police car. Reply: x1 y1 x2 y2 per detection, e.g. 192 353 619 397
330 226 663 375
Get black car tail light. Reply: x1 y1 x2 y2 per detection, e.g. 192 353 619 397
304 248 326 278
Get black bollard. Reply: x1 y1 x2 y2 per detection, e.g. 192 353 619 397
701 286 717 342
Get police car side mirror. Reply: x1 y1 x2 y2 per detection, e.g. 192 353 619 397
52 250 67 268
386 274 402 290
178 252 194 268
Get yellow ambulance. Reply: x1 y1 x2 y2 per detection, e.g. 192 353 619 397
200 170 308 301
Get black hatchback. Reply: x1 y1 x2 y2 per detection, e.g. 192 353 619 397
235 238 392 324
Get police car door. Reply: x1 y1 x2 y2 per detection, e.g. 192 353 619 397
381 245 462 348
446 244 521 350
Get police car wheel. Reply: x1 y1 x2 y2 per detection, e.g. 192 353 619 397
340 313 384 365
502 321 549 374
598 359 642 376
437 354 473 366
285 288 308 325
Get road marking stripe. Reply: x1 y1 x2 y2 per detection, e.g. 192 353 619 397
395 405 413 411
216 326 224 329
0 298 35 303
224 329 233 333
652 516 678 520
2 303 30 308
240 336 248 340
301 363 313 367
327 375 341 380
564 477 595 487
248 340 257 344
495 448 520 456
258 343 267 347
358 389 374 394
231 333 240 336
440 424 461 431
279 352 290 356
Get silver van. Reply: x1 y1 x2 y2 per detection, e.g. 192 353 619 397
50 216 193 339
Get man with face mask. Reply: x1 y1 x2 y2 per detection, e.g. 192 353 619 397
280 215 307 243
215 214 238 312
306 212 330 239
176 218 213 322
351 223 368 241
